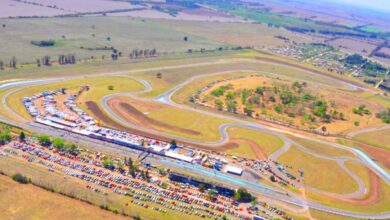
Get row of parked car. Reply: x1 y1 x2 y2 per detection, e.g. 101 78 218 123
2 141 252 220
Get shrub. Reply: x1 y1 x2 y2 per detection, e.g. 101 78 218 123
39 135 51 146
354 121 360 126
11 173 29 184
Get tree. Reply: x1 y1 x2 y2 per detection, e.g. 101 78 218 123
226 100 237 113
156 72 162 79
19 131 26 142
69 144 78 154
339 112 345 120
117 161 124 170
198 183 206 192
39 135 51 146
208 189 217 199
145 170 150 182
255 86 264 95
241 89 250 105
102 156 114 168
0 132 11 145
234 188 253 202
108 85 114 90
128 157 136 177
250 198 258 207
244 103 254 117
9 56 17 69
274 104 283 114
157 168 167 176
11 173 29 184
354 121 360 126
215 99 224 111
52 137 64 150
41 56 51 66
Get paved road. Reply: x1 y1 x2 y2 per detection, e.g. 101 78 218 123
0 59 390 218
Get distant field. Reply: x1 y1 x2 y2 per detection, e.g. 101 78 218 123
0 17 226 63
353 129 390 151
0 0 142 18
154 20 310 47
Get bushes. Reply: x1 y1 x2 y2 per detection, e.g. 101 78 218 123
376 108 390 123
31 40 55 47
11 173 30 184
39 135 51 146
352 105 371 116
234 188 253 203
0 131 11 145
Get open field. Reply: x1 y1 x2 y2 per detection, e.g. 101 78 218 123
306 172 390 213
0 51 239 81
328 38 378 56
302 152 390 213
0 17 226 63
337 138 390 171
5 76 144 121
353 128 390 151
224 127 284 159
108 96 232 142
0 0 141 18
277 146 359 194
155 20 310 47
286 135 356 158
0 174 126 220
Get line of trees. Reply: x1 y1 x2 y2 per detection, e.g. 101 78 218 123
58 54 76 65
0 54 77 70
129 48 157 59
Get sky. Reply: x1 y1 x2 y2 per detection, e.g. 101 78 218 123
328 0 390 12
